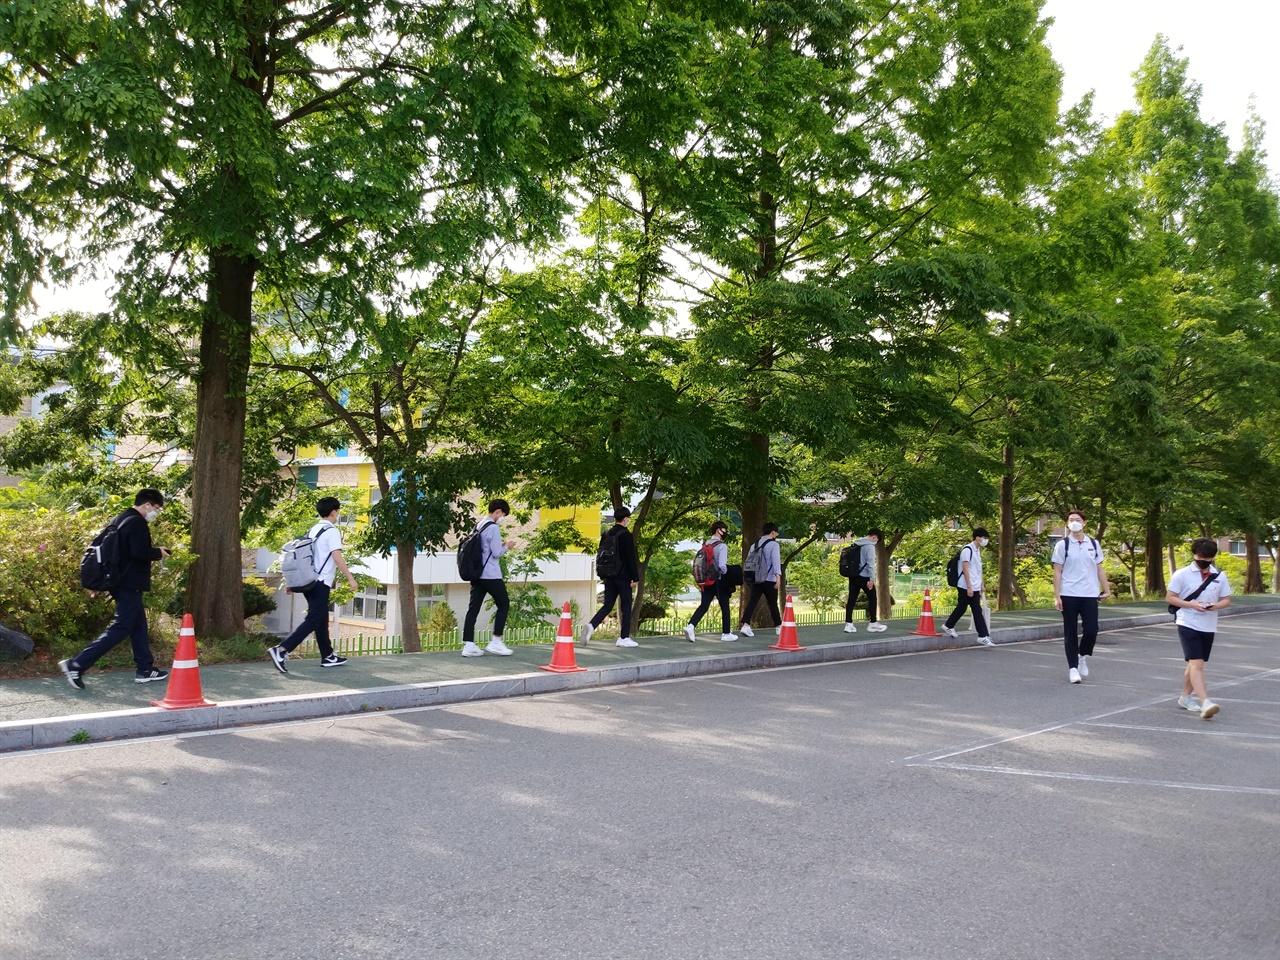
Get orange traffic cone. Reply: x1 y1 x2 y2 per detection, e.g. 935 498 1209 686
540 602 588 674
769 595 806 651
911 588 940 637
151 614 216 709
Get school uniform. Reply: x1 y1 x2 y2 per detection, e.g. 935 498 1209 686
1052 534 1105 669
740 536 782 627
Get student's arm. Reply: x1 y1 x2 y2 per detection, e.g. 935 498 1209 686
1052 560 1063 611
1096 561 1110 599
960 548 973 597
331 549 359 592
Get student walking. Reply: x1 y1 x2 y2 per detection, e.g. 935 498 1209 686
941 528 993 645
583 507 640 647
461 499 517 657
843 528 886 633
684 520 736 642
60 489 173 689
737 523 783 638
268 497 359 674
1166 538 1232 719
1051 509 1110 684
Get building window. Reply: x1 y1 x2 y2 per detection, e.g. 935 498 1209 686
415 583 445 622
347 584 388 620
1229 539 1248 557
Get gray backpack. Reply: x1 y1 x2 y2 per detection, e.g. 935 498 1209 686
280 522 335 590
743 537 770 585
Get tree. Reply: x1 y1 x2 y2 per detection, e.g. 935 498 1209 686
1 0 574 636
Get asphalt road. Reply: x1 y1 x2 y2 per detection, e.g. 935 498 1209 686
2 613 1277 960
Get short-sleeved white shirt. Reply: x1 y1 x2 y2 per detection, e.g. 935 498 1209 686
1051 535 1104 598
1168 563 1232 632
958 543 983 591
308 521 343 587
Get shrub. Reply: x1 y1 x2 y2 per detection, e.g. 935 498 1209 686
0 507 116 649
422 600 458 634
164 576 278 619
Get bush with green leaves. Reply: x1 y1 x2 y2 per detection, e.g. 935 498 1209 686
164 576 278 620
0 507 117 649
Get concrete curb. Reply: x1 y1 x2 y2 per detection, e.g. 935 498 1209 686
3 604 1276 752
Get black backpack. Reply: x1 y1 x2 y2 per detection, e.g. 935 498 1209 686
945 547 969 588
456 519 494 582
839 543 863 578
80 512 139 591
596 528 623 578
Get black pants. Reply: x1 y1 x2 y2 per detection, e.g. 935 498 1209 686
741 581 781 627
281 582 334 657
1061 595 1099 668
464 578 509 643
73 588 154 673
944 590 988 637
845 577 878 623
591 576 634 638
690 581 731 633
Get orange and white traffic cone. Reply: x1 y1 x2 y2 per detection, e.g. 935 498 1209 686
769 595 806 651
540 602 588 674
911 589 940 637
151 614 216 709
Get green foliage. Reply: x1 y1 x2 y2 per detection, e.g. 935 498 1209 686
162 575 276 620
786 545 846 616
422 600 458 635
638 547 692 613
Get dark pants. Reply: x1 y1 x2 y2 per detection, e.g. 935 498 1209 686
945 590 988 637
73 589 154 673
282 582 334 657
741 581 781 627
591 576 633 638
845 577 878 624
1061 595 1099 668
690 581 731 633
464 578 509 643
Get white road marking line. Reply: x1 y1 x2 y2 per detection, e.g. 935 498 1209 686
921 761 1280 796
1081 721 1280 739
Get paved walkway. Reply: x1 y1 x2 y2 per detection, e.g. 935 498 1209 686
2 597 1276 751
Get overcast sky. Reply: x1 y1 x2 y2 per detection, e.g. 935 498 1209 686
34 2 1277 319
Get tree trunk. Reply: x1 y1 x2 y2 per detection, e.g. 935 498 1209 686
877 534 897 621
395 540 420 652
1142 504 1165 596
187 252 255 638
997 443 1015 611
739 441 768 625
1244 532 1263 593
1167 544 1177 578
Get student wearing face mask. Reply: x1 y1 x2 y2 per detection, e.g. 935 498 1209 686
1165 538 1232 719
1051 509 1111 684
60 489 173 690
941 528 993 646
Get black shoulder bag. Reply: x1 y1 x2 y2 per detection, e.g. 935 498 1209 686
1167 572 1220 616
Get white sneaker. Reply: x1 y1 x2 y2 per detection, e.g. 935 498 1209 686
1200 699 1220 720
867 622 887 633
581 623 595 644
683 624 696 642
616 637 638 648
1078 655 1090 677
461 641 483 658
720 632 738 642
976 636 994 646
1068 667 1082 684
775 626 782 636
843 623 857 634
1176 694 1200 712
941 626 958 638
738 623 755 637
485 638 514 656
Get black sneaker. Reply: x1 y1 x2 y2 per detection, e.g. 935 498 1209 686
135 668 169 684
59 659 86 690
268 645 289 674
320 654 348 668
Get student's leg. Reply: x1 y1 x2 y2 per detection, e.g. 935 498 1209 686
943 591 968 629
281 583 329 654
844 578 859 623
1078 598 1099 657
462 579 488 645
971 594 989 638
592 578 620 628
489 580 510 637
124 591 155 673
716 581 732 633
864 580 879 624
740 584 762 626
689 585 714 627
1061 596 1081 668
1178 627 1215 701
763 583 781 626
71 590 135 670
310 584 334 658
617 580 633 639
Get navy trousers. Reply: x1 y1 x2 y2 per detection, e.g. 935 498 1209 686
73 589 154 673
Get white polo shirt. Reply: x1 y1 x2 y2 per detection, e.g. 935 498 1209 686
1051 535 1104 598
1168 563 1232 632
958 543 983 591
308 521 343 588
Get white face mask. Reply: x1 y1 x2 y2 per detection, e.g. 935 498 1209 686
977 538 989 548
1068 520 1084 533
144 509 160 523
